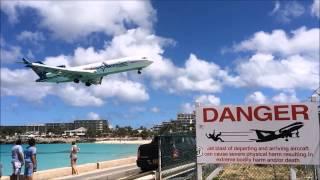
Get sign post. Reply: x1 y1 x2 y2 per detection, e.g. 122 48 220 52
196 103 319 165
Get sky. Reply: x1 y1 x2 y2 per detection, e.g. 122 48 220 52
0 0 319 128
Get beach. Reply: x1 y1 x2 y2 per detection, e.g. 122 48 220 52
95 139 152 144
0 143 140 176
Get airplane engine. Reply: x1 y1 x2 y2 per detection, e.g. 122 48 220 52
46 72 56 78
87 77 103 85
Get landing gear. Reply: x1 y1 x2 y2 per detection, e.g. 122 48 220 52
138 68 142 74
73 79 80 83
85 82 91 86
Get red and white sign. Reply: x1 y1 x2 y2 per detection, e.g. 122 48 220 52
196 102 319 165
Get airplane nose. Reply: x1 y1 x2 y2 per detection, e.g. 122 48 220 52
146 60 153 65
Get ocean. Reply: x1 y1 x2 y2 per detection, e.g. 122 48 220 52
0 143 139 176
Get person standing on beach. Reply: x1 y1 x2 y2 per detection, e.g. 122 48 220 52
70 141 80 175
24 138 37 180
11 139 24 180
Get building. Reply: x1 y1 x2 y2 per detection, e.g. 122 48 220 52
45 123 74 132
1 119 109 137
175 112 196 132
152 112 196 134
0 125 47 135
74 120 108 132
63 127 87 136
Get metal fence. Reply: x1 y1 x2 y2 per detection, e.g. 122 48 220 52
156 134 318 179
158 134 197 179
199 164 318 180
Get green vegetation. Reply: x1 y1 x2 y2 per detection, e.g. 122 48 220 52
112 125 153 139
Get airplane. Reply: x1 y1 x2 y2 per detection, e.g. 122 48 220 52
21 57 153 86
251 122 304 142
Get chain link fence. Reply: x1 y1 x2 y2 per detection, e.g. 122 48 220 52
157 134 318 179
159 134 196 170
200 164 317 180
158 134 196 179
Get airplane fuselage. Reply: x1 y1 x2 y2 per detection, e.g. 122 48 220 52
30 57 153 86
254 122 304 142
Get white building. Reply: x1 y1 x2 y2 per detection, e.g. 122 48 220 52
63 127 87 136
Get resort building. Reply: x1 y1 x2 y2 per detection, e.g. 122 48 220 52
175 112 196 132
63 127 87 136
74 120 108 132
0 119 108 137
45 123 74 131
152 112 196 134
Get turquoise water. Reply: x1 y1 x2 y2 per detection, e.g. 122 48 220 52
0 143 139 176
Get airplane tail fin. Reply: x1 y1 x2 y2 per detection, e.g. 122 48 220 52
17 58 32 67
22 58 31 64
19 58 47 79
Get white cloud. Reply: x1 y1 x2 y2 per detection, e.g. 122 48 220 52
181 103 195 113
234 27 319 56
195 94 221 106
1 1 155 41
245 91 267 104
72 47 106 66
236 53 318 90
56 85 104 107
0 68 52 102
311 0 320 18
17 31 45 42
87 112 101 120
43 55 71 67
270 1 281 15
0 39 22 64
150 107 160 113
233 27 319 90
92 78 149 102
155 54 238 93
101 28 176 79
272 90 299 103
1 66 149 106
269 1 305 23
181 94 220 113
245 90 300 105
174 54 223 93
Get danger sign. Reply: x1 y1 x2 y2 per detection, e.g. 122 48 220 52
196 102 319 165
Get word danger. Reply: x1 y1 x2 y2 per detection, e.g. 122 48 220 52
203 104 309 122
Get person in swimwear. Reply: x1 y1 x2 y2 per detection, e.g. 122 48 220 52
70 141 80 175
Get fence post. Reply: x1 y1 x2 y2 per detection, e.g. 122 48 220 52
156 136 162 180
197 163 203 180
290 166 296 180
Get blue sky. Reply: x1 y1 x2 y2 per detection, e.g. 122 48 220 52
1 0 319 128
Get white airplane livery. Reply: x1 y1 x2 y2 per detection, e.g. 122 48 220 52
22 57 153 86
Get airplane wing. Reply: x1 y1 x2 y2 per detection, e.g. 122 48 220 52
251 130 274 134
32 63 96 78
251 129 276 141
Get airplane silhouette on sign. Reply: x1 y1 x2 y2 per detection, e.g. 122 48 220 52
251 122 304 142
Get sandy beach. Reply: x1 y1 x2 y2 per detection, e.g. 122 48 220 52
95 139 152 144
